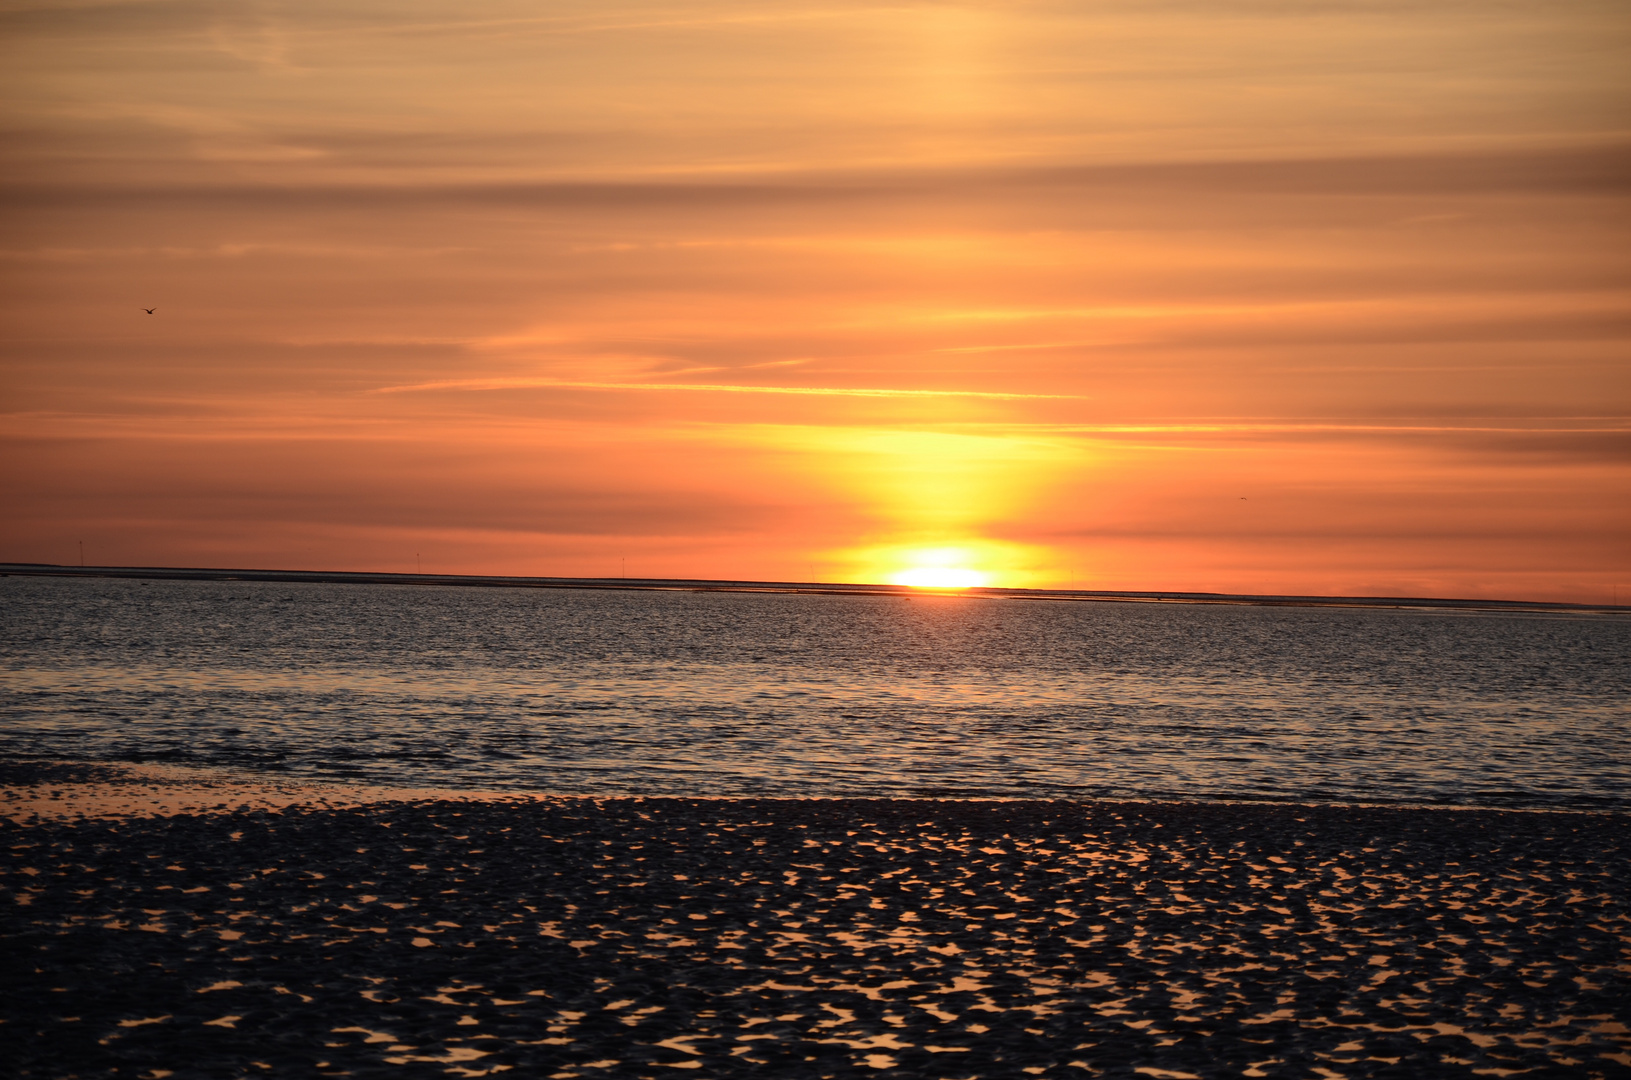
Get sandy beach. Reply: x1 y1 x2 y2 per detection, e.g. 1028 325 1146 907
3 763 1627 1079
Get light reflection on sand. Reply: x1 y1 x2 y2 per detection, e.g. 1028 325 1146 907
5 790 1626 1077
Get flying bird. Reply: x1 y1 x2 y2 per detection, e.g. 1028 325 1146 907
142 308 155 314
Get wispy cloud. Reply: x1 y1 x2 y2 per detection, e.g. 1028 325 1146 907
371 377 1081 400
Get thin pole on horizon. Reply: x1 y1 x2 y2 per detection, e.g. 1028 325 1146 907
622 558 626 579
416 553 421 574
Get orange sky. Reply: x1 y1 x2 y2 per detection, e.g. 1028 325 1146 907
2 0 1627 600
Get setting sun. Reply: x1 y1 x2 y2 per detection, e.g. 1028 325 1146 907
891 567 987 589
877 546 995 589
845 540 1053 590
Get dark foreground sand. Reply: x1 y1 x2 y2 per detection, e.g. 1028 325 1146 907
3 768 1627 1079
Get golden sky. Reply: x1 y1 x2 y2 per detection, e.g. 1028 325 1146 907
2 0 1627 599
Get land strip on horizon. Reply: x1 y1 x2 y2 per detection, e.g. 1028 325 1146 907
4 563 1625 615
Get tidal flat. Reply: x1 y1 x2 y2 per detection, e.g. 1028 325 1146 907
3 765 1627 1079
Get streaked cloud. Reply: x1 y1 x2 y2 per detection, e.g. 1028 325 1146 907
371 377 1082 399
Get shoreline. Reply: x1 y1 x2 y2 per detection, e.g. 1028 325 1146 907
6 561 1626 616
4 776 1626 1078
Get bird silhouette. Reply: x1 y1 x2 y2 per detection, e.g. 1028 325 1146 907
142 308 156 314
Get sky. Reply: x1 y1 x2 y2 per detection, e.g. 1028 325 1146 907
1 0 1627 600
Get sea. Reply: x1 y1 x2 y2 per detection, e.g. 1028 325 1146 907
1 574 1627 810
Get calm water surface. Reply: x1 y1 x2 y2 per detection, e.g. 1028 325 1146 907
1 576 1626 808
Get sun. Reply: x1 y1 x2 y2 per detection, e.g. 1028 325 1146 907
890 566 988 589
842 541 1046 590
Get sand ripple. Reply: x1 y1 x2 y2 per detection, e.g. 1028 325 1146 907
3 781 1626 1078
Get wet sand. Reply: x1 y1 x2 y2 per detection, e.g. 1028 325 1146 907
3 764 1627 1079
